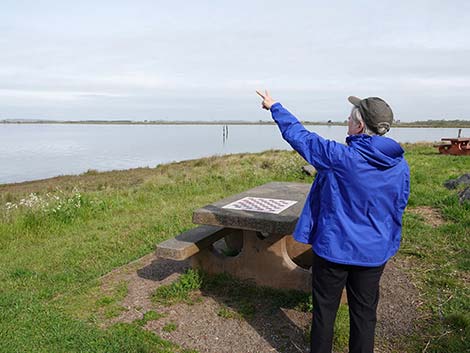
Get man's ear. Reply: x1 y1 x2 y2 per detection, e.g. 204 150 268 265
351 120 364 134
358 120 365 133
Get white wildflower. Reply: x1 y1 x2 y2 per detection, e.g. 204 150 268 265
5 202 18 210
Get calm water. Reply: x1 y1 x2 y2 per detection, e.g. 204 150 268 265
0 124 465 184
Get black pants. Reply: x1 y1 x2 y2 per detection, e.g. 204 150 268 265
310 253 386 353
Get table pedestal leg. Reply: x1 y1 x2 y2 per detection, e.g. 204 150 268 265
191 230 312 292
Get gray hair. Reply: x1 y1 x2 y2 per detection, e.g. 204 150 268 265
350 107 390 136
350 107 376 135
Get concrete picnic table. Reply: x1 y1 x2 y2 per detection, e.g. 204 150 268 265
190 181 313 292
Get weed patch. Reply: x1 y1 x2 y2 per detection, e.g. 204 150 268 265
163 322 178 333
152 269 203 305
134 310 166 326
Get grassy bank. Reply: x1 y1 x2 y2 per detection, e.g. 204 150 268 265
0 145 468 352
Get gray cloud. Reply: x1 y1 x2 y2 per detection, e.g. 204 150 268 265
1 0 470 121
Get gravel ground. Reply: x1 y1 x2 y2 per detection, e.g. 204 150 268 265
100 251 422 353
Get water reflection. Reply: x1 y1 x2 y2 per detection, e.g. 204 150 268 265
223 125 229 144
0 124 467 184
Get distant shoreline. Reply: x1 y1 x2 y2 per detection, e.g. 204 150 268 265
2 120 470 128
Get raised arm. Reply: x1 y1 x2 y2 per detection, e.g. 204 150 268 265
256 90 344 170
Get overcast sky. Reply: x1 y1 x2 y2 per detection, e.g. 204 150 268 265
1 0 469 121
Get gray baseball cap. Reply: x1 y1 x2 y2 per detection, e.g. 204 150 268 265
348 96 394 135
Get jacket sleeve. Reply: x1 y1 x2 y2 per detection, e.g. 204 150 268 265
270 102 343 170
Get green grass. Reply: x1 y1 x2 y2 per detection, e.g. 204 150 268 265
0 150 307 352
0 146 469 352
134 310 166 327
217 305 239 319
162 323 178 333
399 144 470 352
152 269 203 306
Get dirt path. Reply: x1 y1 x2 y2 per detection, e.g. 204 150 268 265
100 253 422 353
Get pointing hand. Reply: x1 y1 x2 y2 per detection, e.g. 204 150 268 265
256 89 276 110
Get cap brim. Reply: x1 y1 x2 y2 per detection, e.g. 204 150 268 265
348 96 362 106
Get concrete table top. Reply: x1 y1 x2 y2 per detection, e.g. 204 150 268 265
192 181 311 235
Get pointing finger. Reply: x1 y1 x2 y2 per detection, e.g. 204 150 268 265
256 90 265 99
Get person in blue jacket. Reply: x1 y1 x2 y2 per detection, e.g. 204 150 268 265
256 90 410 353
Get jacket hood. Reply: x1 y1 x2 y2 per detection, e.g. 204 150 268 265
346 134 404 168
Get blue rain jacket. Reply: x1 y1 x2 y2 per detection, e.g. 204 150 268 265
271 103 410 266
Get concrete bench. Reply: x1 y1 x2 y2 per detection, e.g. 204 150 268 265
156 225 235 261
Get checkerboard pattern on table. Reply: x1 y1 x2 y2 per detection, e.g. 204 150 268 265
222 197 297 214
